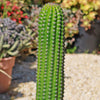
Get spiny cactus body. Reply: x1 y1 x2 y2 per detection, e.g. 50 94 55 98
36 4 65 100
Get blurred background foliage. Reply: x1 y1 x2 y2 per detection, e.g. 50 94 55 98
0 0 100 55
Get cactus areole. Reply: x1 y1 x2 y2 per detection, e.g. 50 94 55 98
36 4 65 100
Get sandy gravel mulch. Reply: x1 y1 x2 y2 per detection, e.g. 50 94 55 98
0 54 100 100
64 54 100 100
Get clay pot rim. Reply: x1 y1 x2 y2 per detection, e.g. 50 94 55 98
0 56 15 61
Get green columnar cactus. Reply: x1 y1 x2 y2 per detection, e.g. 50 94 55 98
36 4 65 100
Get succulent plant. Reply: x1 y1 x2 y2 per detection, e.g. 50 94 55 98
63 8 79 38
36 4 65 100
21 5 41 55
24 5 41 36
61 0 100 32
0 18 33 59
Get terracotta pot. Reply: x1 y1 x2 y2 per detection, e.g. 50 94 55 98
0 57 15 93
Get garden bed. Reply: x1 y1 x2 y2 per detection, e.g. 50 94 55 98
0 54 100 100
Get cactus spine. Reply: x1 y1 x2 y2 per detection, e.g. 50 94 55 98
36 4 65 100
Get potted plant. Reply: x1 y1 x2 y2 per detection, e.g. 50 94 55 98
0 18 32 93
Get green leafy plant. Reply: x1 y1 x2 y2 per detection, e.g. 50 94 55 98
92 50 96 54
36 4 65 100
84 49 89 53
66 46 77 54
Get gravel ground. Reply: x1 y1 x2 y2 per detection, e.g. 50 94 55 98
0 54 100 100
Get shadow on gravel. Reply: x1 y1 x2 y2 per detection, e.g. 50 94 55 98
0 91 23 100
0 54 37 100
12 54 37 83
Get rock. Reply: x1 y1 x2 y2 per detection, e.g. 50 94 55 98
75 20 100 53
